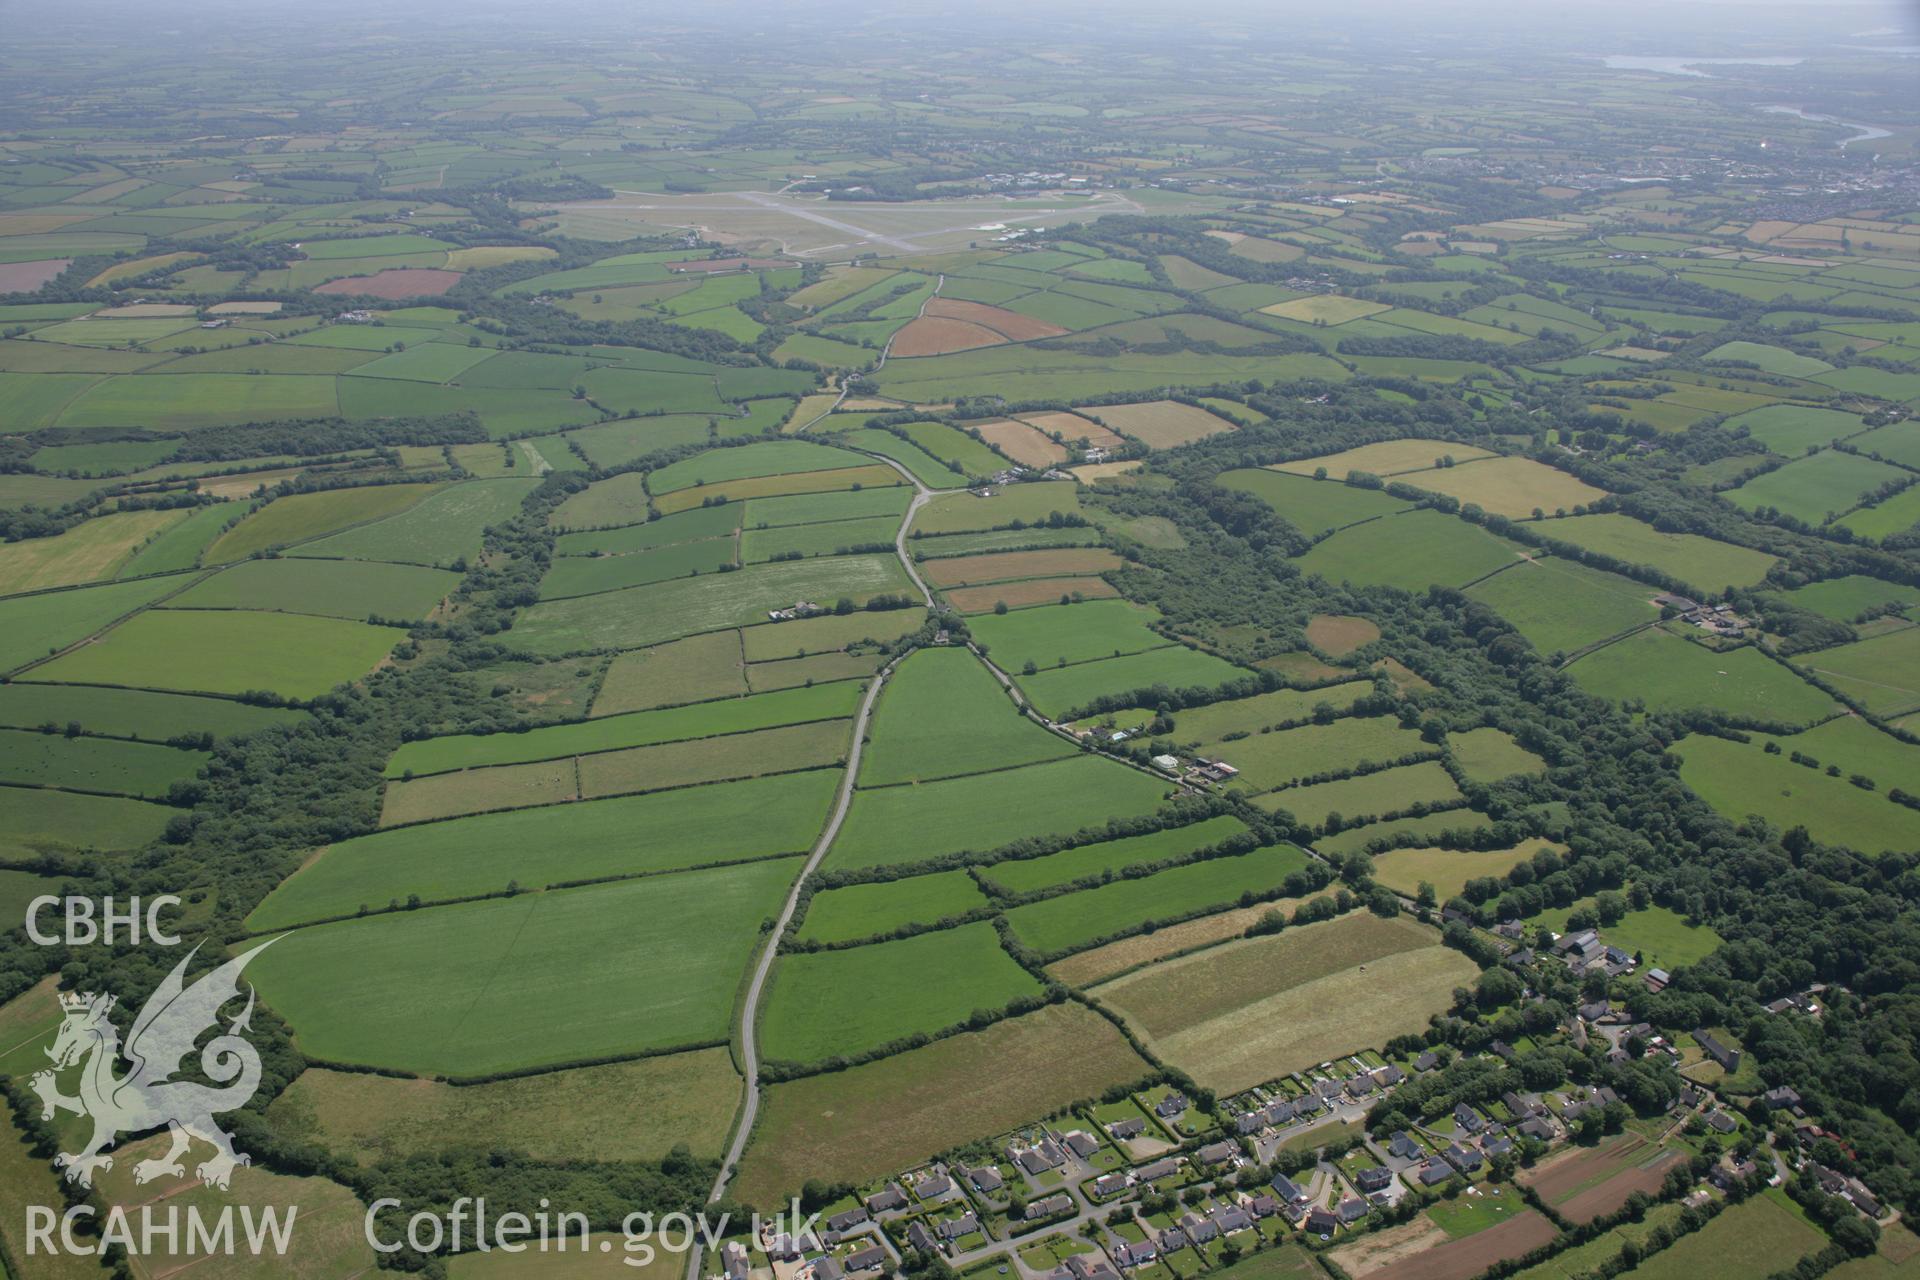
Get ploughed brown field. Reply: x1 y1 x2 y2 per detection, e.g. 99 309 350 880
314 268 465 297
889 299 1070 355
1331 1210 1557 1280
974 418 1070 468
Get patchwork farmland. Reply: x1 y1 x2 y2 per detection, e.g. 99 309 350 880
1 17 1914 1280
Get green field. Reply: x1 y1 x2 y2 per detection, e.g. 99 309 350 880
0 680 304 741
648 439 869 493
165 557 461 620
25 608 400 699
0 575 182 673
1143 681 1369 740
1371 839 1561 902
797 870 989 944
979 815 1251 893
1449 727 1548 783
1797 626 1920 717
1533 513 1778 592
1615 1190 1824 1280
1727 451 1910 525
827 754 1173 871
740 515 901 563
1254 759 1464 829
911 481 1085 535
538 537 737 599
295 478 539 565
205 483 441 562
1016 645 1248 718
556 501 740 555
0 728 207 798
1727 404 1870 456
551 472 657 530
1466 558 1663 656
252 860 795 1076
1676 732 1920 854
388 680 860 775
966 598 1167 668
1568 627 1838 724
740 606 928 661
1005 844 1312 954
1216 469 1412 537
743 485 912 528
1317 808 1494 856
1298 508 1525 591
858 647 1075 785
2 785 174 858
760 922 1042 1064
592 631 748 715
117 502 249 576
511 555 914 654
1204 715 1430 793
249 770 833 929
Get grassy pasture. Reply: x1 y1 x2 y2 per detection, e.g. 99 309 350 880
1016 646 1247 718
1094 912 1474 1092
653 464 903 514
1674 733 1920 856
538 537 736 599
1567 627 1837 724
740 606 927 660
551 472 653 530
1206 716 1431 793
910 481 1085 535
827 754 1172 871
270 1047 739 1165
510 555 914 654
648 440 870 494
251 769 832 931
1795 626 1920 716
735 1002 1148 1207
591 631 746 715
1851 420 1920 469
947 575 1119 613
1217 469 1413 537
1317 808 1494 856
1770 575 1920 622
1371 838 1563 902
118 502 249 575
1727 451 1909 525
252 860 795 1076
1449 727 1548 783
858 648 1073 786
978 815 1250 894
1254 759 1463 828
899 420 1007 476
742 485 911 528
1305 614 1379 656
1089 681 1369 742
387 680 860 775
205 483 441 562
1006 844 1312 954
1704 340 1833 378
556 501 739 554
57 373 340 430
1533 513 1777 591
2 785 174 858
1299 509 1525 591
0 575 184 673
1615 1190 1824 1280
1274 438 1495 478
0 728 206 798
796 870 988 944
293 478 539 566
1465 559 1660 655
740 515 900 562
0 508 185 593
760 922 1041 1065
25 609 398 700
166 557 460 620
1839 485 1920 540
966 599 1166 669
1396 456 1609 518
0 683 303 741
746 649 884 691
1727 404 1868 455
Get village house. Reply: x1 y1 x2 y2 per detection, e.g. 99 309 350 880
1696 1030 1742 1073
1136 1157 1181 1182
811 1256 843 1280
845 1247 886 1274
1452 1103 1485 1134
1106 1117 1146 1140
1061 1130 1100 1160
866 1184 907 1214
825 1208 869 1233
1444 1142 1483 1173
968 1165 1004 1194
1355 1166 1394 1194
1417 1160 1456 1187
1388 1131 1422 1161
1092 1172 1129 1199
916 1171 952 1199
1112 1241 1156 1269
1209 1205 1253 1235
1335 1198 1369 1226
1155 1229 1186 1254
1027 1194 1073 1220
1178 1212 1218 1244
1155 1091 1188 1119
723 1241 750 1280
905 1223 936 1254
1305 1207 1339 1237
1196 1140 1238 1166
937 1212 979 1241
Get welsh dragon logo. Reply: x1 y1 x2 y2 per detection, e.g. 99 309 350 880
29 941 274 1191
